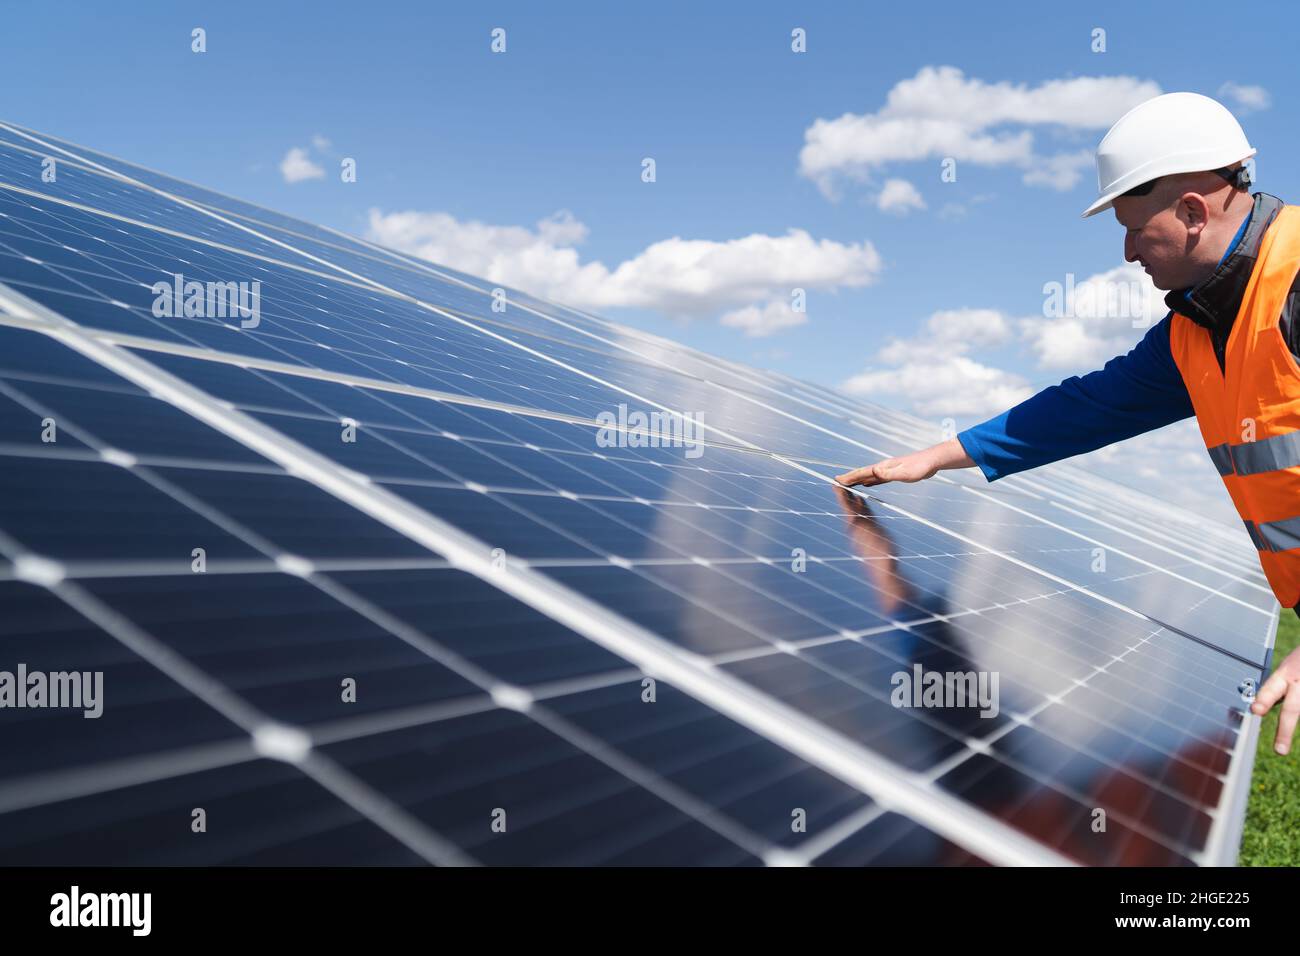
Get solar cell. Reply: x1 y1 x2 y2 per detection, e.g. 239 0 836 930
0 123 1276 866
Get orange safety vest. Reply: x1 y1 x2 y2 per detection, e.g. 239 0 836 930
1169 203 1300 608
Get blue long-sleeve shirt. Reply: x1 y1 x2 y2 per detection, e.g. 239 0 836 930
956 208 1256 482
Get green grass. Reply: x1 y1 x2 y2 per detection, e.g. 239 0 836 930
1239 608 1300 865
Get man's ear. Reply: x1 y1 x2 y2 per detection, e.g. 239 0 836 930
1179 192 1212 234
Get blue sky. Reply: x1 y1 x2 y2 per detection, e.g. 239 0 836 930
2 0 1294 521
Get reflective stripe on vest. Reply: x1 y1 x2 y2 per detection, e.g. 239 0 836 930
1210 430 1300 476
1168 203 1300 609
1245 514 1300 552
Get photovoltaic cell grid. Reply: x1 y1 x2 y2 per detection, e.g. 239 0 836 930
0 122 1278 867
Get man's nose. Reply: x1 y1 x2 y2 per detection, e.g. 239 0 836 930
1123 234 1138 262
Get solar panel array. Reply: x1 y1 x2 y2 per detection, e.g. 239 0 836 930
0 121 1278 866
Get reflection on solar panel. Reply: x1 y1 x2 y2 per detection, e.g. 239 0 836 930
0 121 1278 866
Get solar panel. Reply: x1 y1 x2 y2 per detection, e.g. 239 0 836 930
0 121 1277 867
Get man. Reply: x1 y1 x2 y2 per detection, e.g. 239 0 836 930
834 92 1300 754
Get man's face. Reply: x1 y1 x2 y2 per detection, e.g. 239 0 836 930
1113 191 1195 291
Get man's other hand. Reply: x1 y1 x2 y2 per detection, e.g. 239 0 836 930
1251 644 1300 754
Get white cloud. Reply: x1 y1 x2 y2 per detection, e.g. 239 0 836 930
925 308 1013 349
535 209 588 246
872 308 1013 367
799 65 1160 197
851 264 1163 420
842 307 1027 417
852 266 1165 419
279 146 325 184
367 208 882 324
1020 149 1094 191
876 178 927 214
1021 318 1105 368
1217 82 1271 114
720 299 808 337
841 354 1034 417
311 134 333 151
1019 262 1165 368
875 335 942 366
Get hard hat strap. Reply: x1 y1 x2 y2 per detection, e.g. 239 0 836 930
1121 163 1252 199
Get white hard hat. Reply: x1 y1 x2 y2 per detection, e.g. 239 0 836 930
1081 91 1256 219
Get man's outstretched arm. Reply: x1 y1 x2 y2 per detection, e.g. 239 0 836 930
837 312 1195 487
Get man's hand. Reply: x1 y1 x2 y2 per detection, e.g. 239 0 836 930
835 437 975 488
1251 644 1300 754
